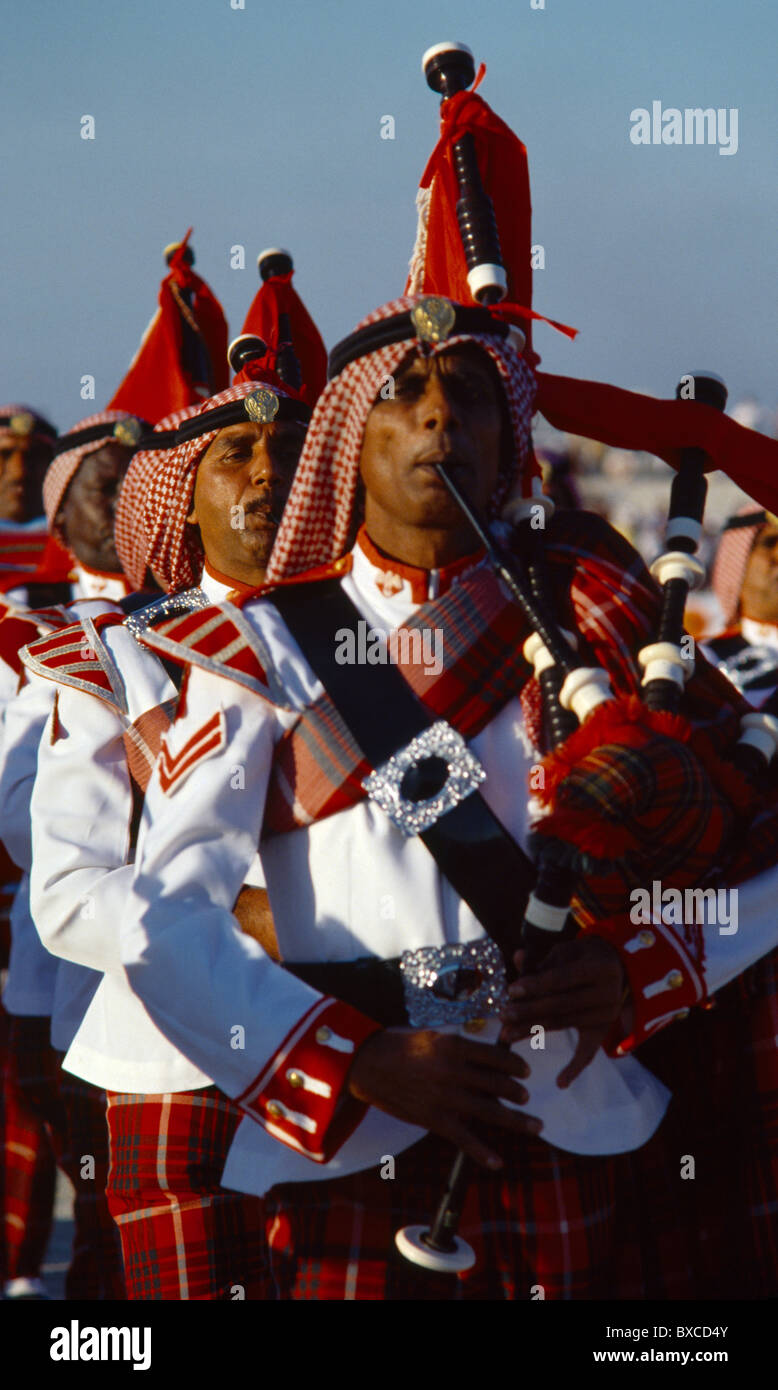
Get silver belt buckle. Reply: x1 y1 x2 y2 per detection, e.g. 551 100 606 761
399 940 509 1028
362 719 486 837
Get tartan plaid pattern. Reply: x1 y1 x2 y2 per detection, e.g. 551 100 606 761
540 723 736 950
2 1014 124 1297
638 947 778 1299
58 1071 126 1300
122 700 176 794
261 510 754 839
105 1089 271 1300
0 1008 56 1283
263 560 530 834
264 1121 697 1301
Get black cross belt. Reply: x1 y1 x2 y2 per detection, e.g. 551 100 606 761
271 578 535 970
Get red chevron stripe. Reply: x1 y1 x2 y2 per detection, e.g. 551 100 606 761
158 710 225 794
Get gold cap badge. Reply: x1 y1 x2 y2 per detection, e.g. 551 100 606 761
244 388 280 424
9 412 34 437
113 417 144 447
410 296 456 344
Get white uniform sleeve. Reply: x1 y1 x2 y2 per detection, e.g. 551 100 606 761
0 671 55 870
29 685 134 975
120 663 380 1162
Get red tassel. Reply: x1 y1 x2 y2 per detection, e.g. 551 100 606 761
241 271 327 407
109 232 229 420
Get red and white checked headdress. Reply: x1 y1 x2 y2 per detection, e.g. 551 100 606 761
114 382 306 593
43 409 145 541
266 295 536 582
114 405 201 592
711 504 770 628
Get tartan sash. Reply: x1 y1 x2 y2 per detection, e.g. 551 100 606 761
262 563 538 837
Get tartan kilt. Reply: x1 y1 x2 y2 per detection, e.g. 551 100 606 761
265 1119 697 1302
638 945 778 1299
0 1009 56 1283
2 1014 124 1296
58 1071 125 1300
105 1088 271 1300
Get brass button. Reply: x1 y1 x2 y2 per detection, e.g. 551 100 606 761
266 1101 283 1119
638 930 655 947
667 970 684 990
463 1018 487 1035
674 1008 690 1021
286 1069 304 1089
315 1026 331 1044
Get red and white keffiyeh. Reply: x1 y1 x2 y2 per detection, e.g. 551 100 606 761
266 296 536 582
711 505 769 628
114 382 298 593
43 410 135 539
114 405 201 592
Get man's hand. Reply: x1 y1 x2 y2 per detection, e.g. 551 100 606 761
500 937 630 1088
347 1028 542 1170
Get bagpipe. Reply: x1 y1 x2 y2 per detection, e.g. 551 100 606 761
394 42 778 1274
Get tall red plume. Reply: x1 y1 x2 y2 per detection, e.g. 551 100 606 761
109 230 229 420
405 67 535 360
241 271 327 407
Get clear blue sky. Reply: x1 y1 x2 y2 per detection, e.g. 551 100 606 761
1 0 776 430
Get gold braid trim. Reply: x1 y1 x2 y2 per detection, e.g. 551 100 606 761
169 280 203 336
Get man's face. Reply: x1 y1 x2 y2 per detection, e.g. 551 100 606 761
57 443 133 572
358 346 506 542
740 523 778 623
189 419 305 584
0 431 51 522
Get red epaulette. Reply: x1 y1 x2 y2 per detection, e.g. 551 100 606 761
137 604 272 698
20 612 127 713
138 558 352 697
0 605 75 676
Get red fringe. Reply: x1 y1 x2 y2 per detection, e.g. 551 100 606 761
536 695 691 808
533 809 636 860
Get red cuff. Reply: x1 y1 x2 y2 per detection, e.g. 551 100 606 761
592 915 705 1054
235 997 381 1162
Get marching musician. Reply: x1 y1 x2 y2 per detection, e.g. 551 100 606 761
22 373 310 1300
0 408 141 1298
110 295 778 1299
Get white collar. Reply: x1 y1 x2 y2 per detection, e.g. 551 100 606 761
741 617 778 653
72 564 130 602
351 528 486 606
